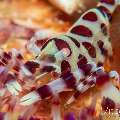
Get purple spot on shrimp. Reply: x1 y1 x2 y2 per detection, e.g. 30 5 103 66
55 38 72 57
77 54 87 67
61 60 71 72
101 23 108 36
82 42 96 58
97 6 112 21
61 71 76 88
83 11 98 22
24 61 39 73
100 0 115 5
97 40 108 56
37 85 52 99
41 66 56 72
71 25 93 37
78 64 92 76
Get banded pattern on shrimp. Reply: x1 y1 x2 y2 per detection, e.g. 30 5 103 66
19 0 120 107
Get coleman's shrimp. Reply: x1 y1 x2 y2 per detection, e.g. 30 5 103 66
20 0 120 107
